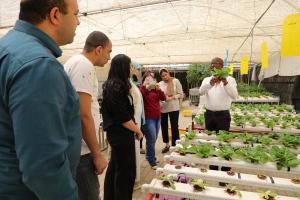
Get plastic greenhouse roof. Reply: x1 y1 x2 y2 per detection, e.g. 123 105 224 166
0 0 299 64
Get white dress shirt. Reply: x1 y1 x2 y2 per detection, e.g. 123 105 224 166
199 76 238 111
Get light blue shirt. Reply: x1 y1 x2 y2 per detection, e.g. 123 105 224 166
0 20 81 200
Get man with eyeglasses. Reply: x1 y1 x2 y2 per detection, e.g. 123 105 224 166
199 57 238 177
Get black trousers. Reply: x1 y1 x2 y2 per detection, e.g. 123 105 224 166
161 111 180 146
104 130 136 200
205 109 231 172
204 109 231 132
76 154 100 200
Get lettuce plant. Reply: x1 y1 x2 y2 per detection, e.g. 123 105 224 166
235 146 269 164
190 178 207 192
238 134 257 144
217 144 236 161
217 132 236 142
270 146 299 170
159 175 176 190
259 190 277 200
194 143 214 158
184 131 197 141
278 134 300 149
258 135 272 145
225 184 242 197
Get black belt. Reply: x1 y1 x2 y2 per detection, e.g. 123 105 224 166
206 109 229 114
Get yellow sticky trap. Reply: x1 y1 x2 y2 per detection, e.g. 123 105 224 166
261 41 269 69
240 56 249 75
281 13 300 57
229 64 234 75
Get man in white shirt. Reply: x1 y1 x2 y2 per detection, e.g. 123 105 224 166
199 57 238 132
199 57 238 177
64 31 112 200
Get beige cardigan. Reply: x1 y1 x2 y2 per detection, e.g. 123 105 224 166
159 78 183 113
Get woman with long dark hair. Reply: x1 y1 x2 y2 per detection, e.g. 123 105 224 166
102 54 143 200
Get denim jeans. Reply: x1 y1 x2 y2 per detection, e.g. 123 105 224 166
76 153 100 200
143 118 161 165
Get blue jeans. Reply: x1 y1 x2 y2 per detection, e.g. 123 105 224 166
76 153 100 200
143 118 161 165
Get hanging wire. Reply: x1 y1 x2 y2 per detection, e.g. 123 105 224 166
231 0 276 62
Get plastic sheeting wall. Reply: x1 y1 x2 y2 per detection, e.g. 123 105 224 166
0 0 299 64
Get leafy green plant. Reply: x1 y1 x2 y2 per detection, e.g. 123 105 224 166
195 114 205 126
294 123 300 129
278 134 300 149
217 145 236 161
280 122 289 129
211 68 229 79
258 135 273 145
250 119 257 127
235 146 269 164
225 184 242 197
177 143 195 155
190 178 207 192
217 132 236 142
194 143 214 158
159 175 176 190
184 131 197 141
270 146 299 170
266 120 276 129
186 64 211 87
238 134 257 144
233 114 246 127
259 190 277 200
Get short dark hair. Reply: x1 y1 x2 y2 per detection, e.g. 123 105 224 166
105 54 132 93
84 31 110 52
19 0 68 25
211 57 224 65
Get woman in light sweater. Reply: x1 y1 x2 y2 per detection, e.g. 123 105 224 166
159 68 183 153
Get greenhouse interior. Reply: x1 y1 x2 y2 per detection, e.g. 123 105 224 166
1 0 300 200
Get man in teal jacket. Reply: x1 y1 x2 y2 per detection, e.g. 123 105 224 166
0 0 81 199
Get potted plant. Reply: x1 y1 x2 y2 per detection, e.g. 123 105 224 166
259 190 277 200
190 178 207 192
159 175 176 190
225 184 242 197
